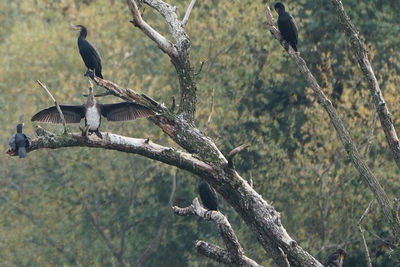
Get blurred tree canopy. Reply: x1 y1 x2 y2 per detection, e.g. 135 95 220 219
1 0 399 266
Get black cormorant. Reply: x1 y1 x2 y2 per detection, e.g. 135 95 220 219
325 248 346 267
274 3 298 52
9 123 31 158
31 85 154 138
73 25 103 78
198 179 218 211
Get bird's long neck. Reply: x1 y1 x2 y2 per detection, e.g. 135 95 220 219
86 88 96 107
79 28 87 39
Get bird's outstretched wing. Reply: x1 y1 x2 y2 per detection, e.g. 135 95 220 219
100 102 155 121
31 105 85 124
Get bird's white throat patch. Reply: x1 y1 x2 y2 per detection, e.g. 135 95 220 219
86 106 101 130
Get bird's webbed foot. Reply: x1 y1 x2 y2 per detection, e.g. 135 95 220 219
94 130 103 139
204 210 214 220
84 69 95 79
80 125 90 137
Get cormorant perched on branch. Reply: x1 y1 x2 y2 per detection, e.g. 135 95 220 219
198 179 218 211
72 25 103 78
274 2 298 52
325 248 346 267
31 82 154 138
9 123 31 158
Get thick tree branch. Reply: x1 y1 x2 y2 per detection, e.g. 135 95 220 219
329 0 400 171
14 128 215 177
264 2 400 242
173 198 262 267
127 0 197 122
91 76 225 163
195 241 232 264
143 0 190 54
127 0 178 58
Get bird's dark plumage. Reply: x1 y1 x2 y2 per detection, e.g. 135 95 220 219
31 85 154 138
73 25 103 78
275 3 298 52
198 179 218 211
325 249 346 267
9 124 31 158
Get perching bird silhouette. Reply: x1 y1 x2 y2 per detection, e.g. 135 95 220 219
72 24 103 78
325 248 346 267
31 83 154 138
9 123 31 158
198 179 218 211
274 2 298 52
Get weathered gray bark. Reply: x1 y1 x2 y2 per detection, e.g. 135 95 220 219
264 1 400 242
174 198 262 267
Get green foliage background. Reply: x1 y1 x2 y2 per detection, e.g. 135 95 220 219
0 0 399 266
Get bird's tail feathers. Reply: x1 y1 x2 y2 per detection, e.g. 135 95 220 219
18 147 27 158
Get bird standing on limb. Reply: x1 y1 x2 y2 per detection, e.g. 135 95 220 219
274 2 298 52
31 81 155 139
198 179 218 211
72 24 103 79
325 248 346 267
9 123 31 158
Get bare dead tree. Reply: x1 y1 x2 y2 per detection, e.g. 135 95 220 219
16 0 396 265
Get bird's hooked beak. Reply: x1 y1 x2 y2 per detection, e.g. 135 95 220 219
71 24 81 31
340 254 345 260
88 80 94 93
275 8 279 14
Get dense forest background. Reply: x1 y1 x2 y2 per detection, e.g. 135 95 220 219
1 0 399 266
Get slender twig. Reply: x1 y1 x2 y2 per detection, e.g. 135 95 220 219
357 200 374 267
83 91 113 97
84 201 126 267
134 172 177 267
182 0 196 27
227 144 250 168
204 88 214 131
363 110 378 158
36 80 67 133
194 60 206 76
278 247 290 267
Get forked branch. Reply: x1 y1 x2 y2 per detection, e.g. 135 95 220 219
127 0 178 58
173 198 262 267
